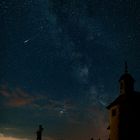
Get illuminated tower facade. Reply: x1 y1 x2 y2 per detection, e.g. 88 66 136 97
107 63 140 140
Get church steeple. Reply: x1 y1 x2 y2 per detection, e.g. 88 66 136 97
107 64 140 140
119 62 134 94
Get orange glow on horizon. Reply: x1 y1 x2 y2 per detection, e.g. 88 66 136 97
0 133 29 140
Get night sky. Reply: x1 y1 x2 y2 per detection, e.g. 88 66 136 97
0 0 140 140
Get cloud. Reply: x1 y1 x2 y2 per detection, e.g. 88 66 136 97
0 133 29 140
7 97 34 107
0 85 75 113
0 85 11 97
0 85 75 114
3 127 17 131
0 86 44 107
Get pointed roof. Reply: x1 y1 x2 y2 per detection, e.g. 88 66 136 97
106 94 126 109
106 92 140 109
119 62 134 82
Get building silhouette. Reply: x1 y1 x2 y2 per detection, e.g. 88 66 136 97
106 63 140 140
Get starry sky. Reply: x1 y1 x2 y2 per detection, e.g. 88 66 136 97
0 0 140 140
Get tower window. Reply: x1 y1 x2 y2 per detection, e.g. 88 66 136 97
112 109 116 116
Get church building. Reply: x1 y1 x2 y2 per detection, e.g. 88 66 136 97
107 63 140 140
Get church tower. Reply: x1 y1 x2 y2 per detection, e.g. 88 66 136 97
107 63 140 140
119 62 134 95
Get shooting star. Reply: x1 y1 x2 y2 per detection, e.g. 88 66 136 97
24 39 30 44
23 26 44 45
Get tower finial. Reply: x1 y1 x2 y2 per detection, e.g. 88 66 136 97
125 61 128 73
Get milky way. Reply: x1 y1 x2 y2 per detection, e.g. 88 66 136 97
0 0 140 140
